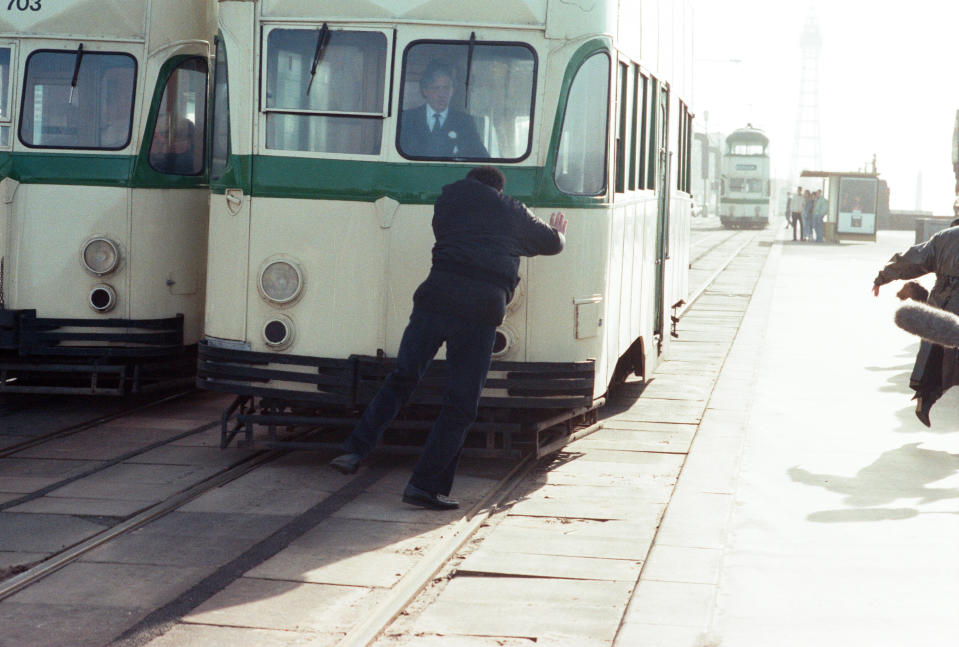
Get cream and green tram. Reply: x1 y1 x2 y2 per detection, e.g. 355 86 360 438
0 0 215 394
719 125 770 229
200 0 693 449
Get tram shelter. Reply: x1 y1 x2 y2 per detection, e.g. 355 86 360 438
800 170 880 242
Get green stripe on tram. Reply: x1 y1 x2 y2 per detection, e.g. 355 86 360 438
0 152 206 189
722 198 770 205
213 155 609 209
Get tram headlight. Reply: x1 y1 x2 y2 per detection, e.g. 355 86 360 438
258 259 303 305
81 237 120 276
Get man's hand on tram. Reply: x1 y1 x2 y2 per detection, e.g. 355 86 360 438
549 211 568 235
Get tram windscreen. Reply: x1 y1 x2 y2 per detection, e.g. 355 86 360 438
264 29 387 155
19 50 136 150
398 42 535 161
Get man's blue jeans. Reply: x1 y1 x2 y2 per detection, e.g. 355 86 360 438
342 307 497 495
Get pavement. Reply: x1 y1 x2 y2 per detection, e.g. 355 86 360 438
615 227 959 646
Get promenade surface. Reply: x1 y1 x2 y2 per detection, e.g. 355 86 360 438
615 228 959 646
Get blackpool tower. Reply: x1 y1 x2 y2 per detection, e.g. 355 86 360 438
790 9 823 182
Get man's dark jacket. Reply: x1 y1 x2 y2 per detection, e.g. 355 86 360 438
399 106 488 158
413 178 564 326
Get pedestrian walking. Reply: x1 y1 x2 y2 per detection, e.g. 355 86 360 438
789 186 805 241
812 189 827 242
801 189 813 240
330 166 567 509
873 222 959 426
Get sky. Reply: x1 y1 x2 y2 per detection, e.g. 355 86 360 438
690 0 959 213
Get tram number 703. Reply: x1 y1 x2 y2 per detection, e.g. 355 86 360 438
6 0 41 11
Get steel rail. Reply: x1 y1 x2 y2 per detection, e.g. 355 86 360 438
0 389 195 459
336 418 603 647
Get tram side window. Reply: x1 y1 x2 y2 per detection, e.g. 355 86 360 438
0 47 10 146
19 50 136 150
398 42 535 161
210 38 230 179
149 58 208 175
554 52 610 196
264 29 387 155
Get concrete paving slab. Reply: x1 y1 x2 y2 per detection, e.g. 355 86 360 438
622 579 716 628
143 623 317 646
0 512 109 552
473 517 653 560
183 577 387 634
0 550 44 570
121 444 250 467
414 576 632 642
457 548 641 581
50 463 222 500
332 490 466 523
641 544 723 585
246 543 420 588
0 602 150 647
6 561 205 608
275 516 449 555
15 437 145 461
574 427 695 453
139 510 293 540
79 524 276 568
507 496 665 523
614 623 714 647
606 399 706 424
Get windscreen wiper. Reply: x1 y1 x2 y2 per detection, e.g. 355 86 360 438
464 32 476 110
68 43 84 104
306 23 331 95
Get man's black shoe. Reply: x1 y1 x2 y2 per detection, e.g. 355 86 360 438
329 453 362 474
402 483 459 510
916 397 932 428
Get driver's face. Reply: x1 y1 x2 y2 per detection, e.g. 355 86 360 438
422 74 453 112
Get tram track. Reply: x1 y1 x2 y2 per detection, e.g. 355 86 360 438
1 222 766 645
0 389 196 459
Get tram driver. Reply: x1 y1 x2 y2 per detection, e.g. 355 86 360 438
398 60 489 159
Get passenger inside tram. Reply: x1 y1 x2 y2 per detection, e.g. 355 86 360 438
149 118 199 175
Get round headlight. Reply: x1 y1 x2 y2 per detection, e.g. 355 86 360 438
259 260 302 304
81 238 120 276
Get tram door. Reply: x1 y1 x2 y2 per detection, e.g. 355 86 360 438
653 81 670 345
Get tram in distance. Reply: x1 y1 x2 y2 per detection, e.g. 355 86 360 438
719 125 770 229
198 0 695 448
0 0 215 394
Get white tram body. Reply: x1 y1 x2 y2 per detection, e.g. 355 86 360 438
200 0 694 423
719 125 770 229
0 0 215 394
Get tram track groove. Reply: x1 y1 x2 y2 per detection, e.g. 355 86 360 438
0 389 196 459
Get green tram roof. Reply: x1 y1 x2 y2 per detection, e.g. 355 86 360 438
725 126 769 147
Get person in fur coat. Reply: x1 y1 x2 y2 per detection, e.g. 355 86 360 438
873 220 959 426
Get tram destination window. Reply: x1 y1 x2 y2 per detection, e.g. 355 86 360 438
149 58 208 176
264 28 387 155
554 52 610 195
0 47 11 146
19 49 136 150
398 42 536 161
